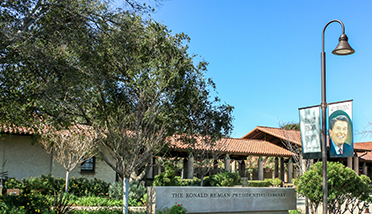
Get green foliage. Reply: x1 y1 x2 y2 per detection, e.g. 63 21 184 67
1 0 233 140
69 178 109 197
3 175 109 197
73 211 122 214
108 182 122 200
70 195 122 207
73 211 145 214
157 204 187 214
204 172 241 187
153 164 178 186
288 208 302 214
0 207 26 214
269 178 282 186
108 180 146 206
3 177 24 190
128 181 147 206
246 180 272 187
0 198 24 214
296 161 372 213
280 122 300 130
0 193 51 214
175 177 201 186
142 193 147 205
152 164 203 187
52 192 73 214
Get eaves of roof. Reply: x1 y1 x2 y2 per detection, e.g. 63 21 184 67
241 126 302 146
169 136 295 157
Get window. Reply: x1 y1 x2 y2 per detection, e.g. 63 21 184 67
81 157 95 173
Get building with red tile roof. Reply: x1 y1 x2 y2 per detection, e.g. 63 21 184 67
2 123 372 182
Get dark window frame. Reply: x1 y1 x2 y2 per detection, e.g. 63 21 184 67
81 157 95 173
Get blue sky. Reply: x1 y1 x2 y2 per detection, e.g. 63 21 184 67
148 0 372 142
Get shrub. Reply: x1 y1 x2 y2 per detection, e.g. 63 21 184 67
205 172 241 186
247 180 271 187
69 177 109 197
248 178 282 187
3 177 24 191
175 177 201 186
109 180 146 206
0 193 51 214
296 161 372 214
22 174 60 195
270 178 282 186
108 182 122 200
128 181 146 206
3 175 109 197
152 163 178 186
0 205 26 214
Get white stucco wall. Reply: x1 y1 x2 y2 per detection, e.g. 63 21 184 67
0 134 116 183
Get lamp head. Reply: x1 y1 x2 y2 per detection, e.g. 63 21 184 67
332 33 355 55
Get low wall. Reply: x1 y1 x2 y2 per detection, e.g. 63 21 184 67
147 186 296 214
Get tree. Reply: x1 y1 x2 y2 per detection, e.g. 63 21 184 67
37 124 97 193
1 0 112 127
173 76 233 185
296 161 372 214
94 101 167 214
279 121 312 213
1 2 233 214
0 0 158 128
1 0 156 55
280 121 300 130
91 13 232 214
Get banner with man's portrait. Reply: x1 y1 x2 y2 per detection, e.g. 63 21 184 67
328 100 353 158
299 106 322 159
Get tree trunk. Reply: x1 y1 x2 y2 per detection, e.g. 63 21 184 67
123 177 130 214
200 174 204 186
305 196 310 214
65 171 70 193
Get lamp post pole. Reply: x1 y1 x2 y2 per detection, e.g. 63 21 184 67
321 20 354 214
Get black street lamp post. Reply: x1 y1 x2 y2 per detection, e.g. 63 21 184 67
321 19 354 214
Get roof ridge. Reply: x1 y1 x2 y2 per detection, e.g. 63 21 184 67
222 137 270 142
258 126 300 132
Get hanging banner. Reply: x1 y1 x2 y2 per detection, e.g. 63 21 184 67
299 105 322 159
328 100 353 158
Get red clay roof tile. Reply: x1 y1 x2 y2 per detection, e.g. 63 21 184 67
168 135 294 157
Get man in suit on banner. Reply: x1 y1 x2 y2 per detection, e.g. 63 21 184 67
329 114 353 157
